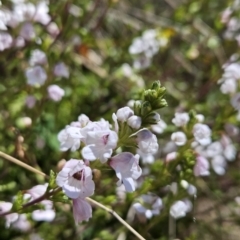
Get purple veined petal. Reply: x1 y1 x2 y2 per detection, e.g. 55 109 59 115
64 159 83 169
62 178 81 199
72 198 92 223
56 168 72 187
133 203 146 213
122 177 135 192
82 145 97 161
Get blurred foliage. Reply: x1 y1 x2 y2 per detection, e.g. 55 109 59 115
0 0 240 239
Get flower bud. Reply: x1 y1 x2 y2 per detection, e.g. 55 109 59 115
152 99 168 109
127 115 142 129
116 107 134 122
141 101 152 116
144 112 161 124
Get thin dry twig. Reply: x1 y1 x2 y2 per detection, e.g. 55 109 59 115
0 151 146 240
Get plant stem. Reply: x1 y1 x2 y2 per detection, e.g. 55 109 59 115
0 151 146 240
86 197 146 240
0 187 61 217
0 151 47 178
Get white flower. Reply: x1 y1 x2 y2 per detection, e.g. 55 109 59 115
231 93 240 111
224 144 236 161
0 202 18 228
206 142 222 158
170 200 192 219
137 149 155 164
211 155 227 175
195 114 205 122
127 115 142 129
136 129 158 154
11 214 31 232
166 152 177 163
58 126 83 151
26 184 55 222
47 84 65 102
56 159 95 199
193 123 212 146
220 79 237 94
53 62 69 78
133 194 162 219
172 112 189 127
110 153 142 192
116 107 134 122
20 22 35 40
82 130 118 163
151 120 167 134
194 156 210 176
0 32 13 51
25 66 47 86
34 1 51 25
47 22 60 37
78 114 90 127
29 49 47 66
171 131 187 146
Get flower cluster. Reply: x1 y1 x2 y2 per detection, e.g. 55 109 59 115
0 184 55 231
56 81 167 223
128 29 168 70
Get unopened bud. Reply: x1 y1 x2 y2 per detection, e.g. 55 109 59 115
127 115 142 129
144 112 161 124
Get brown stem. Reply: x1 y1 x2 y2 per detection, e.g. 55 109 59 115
0 187 61 217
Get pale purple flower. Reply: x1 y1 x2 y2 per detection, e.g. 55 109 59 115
32 206 55 222
231 93 240 111
47 85 65 102
127 115 142 129
20 22 35 40
195 114 205 122
211 155 227 175
220 79 237 94
25 66 47 86
133 56 151 70
0 202 18 228
221 8 232 23
11 214 31 232
137 149 155 164
15 36 25 48
116 107 134 122
170 200 192 219
172 112 189 127
72 197 92 223
82 130 118 163
53 62 69 78
25 95 36 108
29 49 47 66
0 32 13 51
56 159 95 199
58 126 83 151
26 184 56 222
224 144 236 161
166 152 177 163
171 131 187 146
136 129 158 154
194 156 210 177
34 1 51 25
206 141 222 158
133 194 162 219
151 120 167 134
193 123 211 146
78 114 90 127
47 22 60 37
112 113 119 133
109 152 142 192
